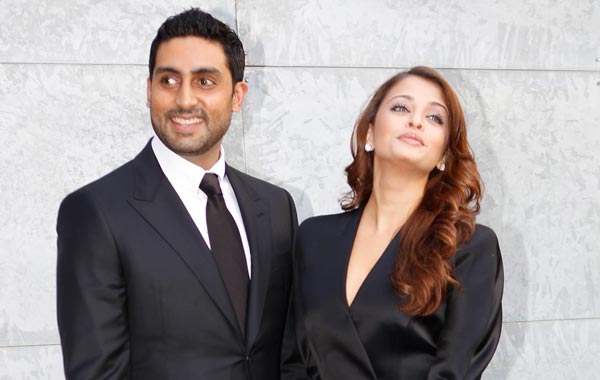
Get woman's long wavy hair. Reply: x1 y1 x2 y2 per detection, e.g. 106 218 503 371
341 66 482 316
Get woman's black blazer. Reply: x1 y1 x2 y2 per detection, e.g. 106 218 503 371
290 207 503 380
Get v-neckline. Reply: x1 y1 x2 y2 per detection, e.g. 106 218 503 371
343 207 402 309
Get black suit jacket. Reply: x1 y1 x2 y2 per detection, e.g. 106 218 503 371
287 208 503 380
57 141 298 380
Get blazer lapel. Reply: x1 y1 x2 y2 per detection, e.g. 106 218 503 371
226 165 272 348
127 143 240 335
335 208 379 379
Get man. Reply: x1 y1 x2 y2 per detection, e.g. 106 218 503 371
57 8 298 379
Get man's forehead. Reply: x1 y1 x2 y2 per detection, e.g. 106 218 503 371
155 36 227 66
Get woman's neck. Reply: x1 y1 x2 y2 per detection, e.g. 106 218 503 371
364 161 428 233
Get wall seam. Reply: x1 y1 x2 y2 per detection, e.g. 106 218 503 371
503 317 600 325
1 62 599 74
234 0 248 173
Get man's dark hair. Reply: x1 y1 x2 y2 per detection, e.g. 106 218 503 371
149 8 245 83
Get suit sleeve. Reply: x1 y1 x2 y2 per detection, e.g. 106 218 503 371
280 192 316 380
427 226 504 380
56 190 130 380
281 209 320 380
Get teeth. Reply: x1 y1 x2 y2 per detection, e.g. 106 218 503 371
172 117 202 125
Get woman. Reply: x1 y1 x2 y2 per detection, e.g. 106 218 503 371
290 67 503 379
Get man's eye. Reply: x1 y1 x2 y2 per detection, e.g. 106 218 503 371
199 78 215 86
391 104 409 112
160 77 177 86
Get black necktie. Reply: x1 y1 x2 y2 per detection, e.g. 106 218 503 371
200 173 249 335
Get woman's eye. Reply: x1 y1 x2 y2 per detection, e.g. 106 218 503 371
427 114 444 125
391 104 409 112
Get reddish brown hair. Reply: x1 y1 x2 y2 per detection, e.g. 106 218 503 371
342 66 482 315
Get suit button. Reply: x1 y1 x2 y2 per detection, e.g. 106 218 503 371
245 355 250 361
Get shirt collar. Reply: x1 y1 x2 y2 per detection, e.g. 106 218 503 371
151 135 227 191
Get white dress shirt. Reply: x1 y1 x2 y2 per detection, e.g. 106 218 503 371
151 136 252 277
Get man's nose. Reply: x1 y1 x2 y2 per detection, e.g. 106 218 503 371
175 82 198 109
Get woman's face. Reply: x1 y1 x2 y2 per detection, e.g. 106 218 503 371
367 75 449 174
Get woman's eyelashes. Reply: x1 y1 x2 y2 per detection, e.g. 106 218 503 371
427 114 444 125
390 103 445 125
391 103 409 112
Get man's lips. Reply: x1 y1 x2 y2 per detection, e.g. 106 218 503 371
168 114 206 133
171 116 204 125
398 132 424 146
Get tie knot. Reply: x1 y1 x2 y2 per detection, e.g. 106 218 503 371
199 173 222 197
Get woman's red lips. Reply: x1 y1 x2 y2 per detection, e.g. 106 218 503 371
398 132 424 146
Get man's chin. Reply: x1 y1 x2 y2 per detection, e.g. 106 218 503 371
170 144 212 156
167 139 219 157
154 128 224 158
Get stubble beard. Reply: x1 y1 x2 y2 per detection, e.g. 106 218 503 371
151 108 232 157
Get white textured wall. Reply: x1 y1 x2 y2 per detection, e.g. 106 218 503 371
1 1 598 379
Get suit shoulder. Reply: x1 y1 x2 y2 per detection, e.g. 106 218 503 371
454 224 502 275
298 209 358 237
60 159 135 209
56 161 135 237
461 224 499 253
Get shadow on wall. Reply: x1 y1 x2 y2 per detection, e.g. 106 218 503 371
448 69 529 378
240 37 315 221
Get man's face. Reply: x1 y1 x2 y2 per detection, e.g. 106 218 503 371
147 36 247 168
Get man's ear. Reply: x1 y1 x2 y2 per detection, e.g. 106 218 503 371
231 80 249 112
146 77 152 107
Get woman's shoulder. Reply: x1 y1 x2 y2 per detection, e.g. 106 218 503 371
462 224 499 252
298 208 361 238
454 224 502 278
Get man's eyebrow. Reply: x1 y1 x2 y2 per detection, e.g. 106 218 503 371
154 66 180 75
191 67 222 76
154 66 222 76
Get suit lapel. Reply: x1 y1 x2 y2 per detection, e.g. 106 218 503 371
335 208 379 379
127 143 240 335
226 165 272 348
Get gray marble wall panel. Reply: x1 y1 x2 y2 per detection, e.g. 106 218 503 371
0 63 243 347
239 0 600 70
486 319 600 379
242 67 395 220
243 67 600 323
0 0 236 64
0 345 63 380
448 69 600 323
